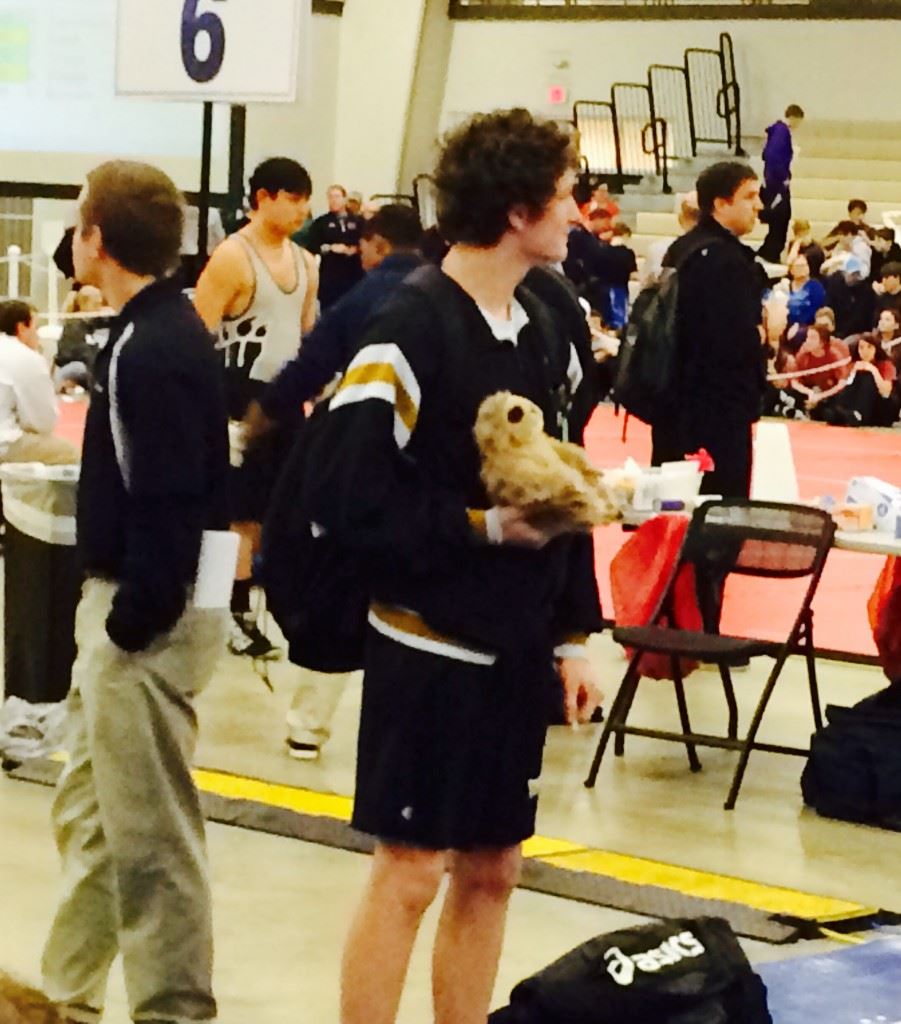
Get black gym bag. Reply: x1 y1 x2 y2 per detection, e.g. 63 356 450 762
489 917 771 1024
801 684 901 830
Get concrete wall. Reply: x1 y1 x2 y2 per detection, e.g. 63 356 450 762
245 13 342 206
442 20 901 138
1 13 342 203
399 0 455 188
332 0 428 199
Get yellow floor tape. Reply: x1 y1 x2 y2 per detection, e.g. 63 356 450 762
191 766 873 926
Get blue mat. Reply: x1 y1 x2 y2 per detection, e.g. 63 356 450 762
759 936 901 1023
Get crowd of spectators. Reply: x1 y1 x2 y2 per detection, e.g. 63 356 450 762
763 205 901 427
559 178 901 431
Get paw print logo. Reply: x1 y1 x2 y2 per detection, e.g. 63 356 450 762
220 316 268 370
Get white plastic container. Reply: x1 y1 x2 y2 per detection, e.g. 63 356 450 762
658 461 703 502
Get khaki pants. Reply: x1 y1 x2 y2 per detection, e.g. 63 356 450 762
286 668 357 747
42 579 227 1024
2 432 79 465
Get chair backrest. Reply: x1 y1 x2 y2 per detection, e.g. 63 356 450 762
682 500 835 581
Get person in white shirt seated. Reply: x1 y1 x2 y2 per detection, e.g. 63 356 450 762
0 301 78 465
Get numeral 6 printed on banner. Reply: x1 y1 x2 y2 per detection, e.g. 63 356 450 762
181 0 227 83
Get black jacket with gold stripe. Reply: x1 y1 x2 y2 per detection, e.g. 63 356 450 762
305 266 603 663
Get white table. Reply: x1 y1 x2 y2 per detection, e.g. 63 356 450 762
834 530 901 557
620 509 901 558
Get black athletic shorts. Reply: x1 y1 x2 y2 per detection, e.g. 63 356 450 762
352 626 558 851
228 376 303 524
230 420 297 524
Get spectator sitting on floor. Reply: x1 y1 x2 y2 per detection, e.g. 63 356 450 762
814 305 837 335
785 218 825 278
825 199 871 245
581 181 619 223
848 198 872 237
587 206 614 243
869 226 901 281
762 287 789 348
603 223 637 330
872 261 901 324
872 307 901 372
824 254 875 336
809 334 898 427
782 254 827 328
822 220 872 277
54 285 111 393
762 286 811 361
641 190 699 287
763 342 805 419
761 295 806 419
562 215 626 319
793 322 852 399
0 300 78 466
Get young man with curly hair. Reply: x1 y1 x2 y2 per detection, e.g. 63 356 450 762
307 109 604 1024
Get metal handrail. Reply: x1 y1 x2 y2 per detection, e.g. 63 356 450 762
573 99 622 179
612 82 658 179
648 63 695 160
718 32 743 154
572 32 742 195
641 118 671 194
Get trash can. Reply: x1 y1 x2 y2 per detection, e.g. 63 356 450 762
1 463 80 705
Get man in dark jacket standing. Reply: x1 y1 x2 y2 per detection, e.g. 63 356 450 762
305 183 365 308
660 161 765 499
240 203 424 761
757 104 804 264
42 162 231 1024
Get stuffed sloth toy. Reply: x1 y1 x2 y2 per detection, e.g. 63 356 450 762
474 391 633 532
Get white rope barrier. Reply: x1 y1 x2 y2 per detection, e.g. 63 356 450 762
767 356 852 383
36 310 113 322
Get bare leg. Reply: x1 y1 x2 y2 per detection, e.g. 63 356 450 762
340 843 447 1024
432 845 522 1024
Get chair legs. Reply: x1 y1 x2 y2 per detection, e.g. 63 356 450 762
802 611 823 732
723 656 789 811
718 664 739 740
589 647 800 808
672 657 702 773
585 656 641 788
613 663 642 757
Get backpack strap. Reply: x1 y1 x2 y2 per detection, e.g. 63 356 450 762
516 283 574 441
401 263 469 357
402 264 574 441
666 233 727 272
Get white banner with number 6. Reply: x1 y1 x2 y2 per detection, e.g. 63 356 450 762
116 0 309 103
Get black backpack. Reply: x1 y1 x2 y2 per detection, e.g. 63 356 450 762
613 236 719 426
489 917 771 1024
260 265 574 673
801 684 901 830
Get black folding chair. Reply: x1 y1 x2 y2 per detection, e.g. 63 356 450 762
585 500 836 809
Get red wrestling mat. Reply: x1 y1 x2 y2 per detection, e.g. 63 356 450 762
56 398 88 450
585 407 901 659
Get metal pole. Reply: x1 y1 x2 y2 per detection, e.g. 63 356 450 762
228 104 247 208
198 101 214 261
7 244 20 299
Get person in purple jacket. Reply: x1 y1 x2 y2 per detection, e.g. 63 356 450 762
758 104 805 264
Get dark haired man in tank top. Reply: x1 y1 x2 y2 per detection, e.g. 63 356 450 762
195 158 318 659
